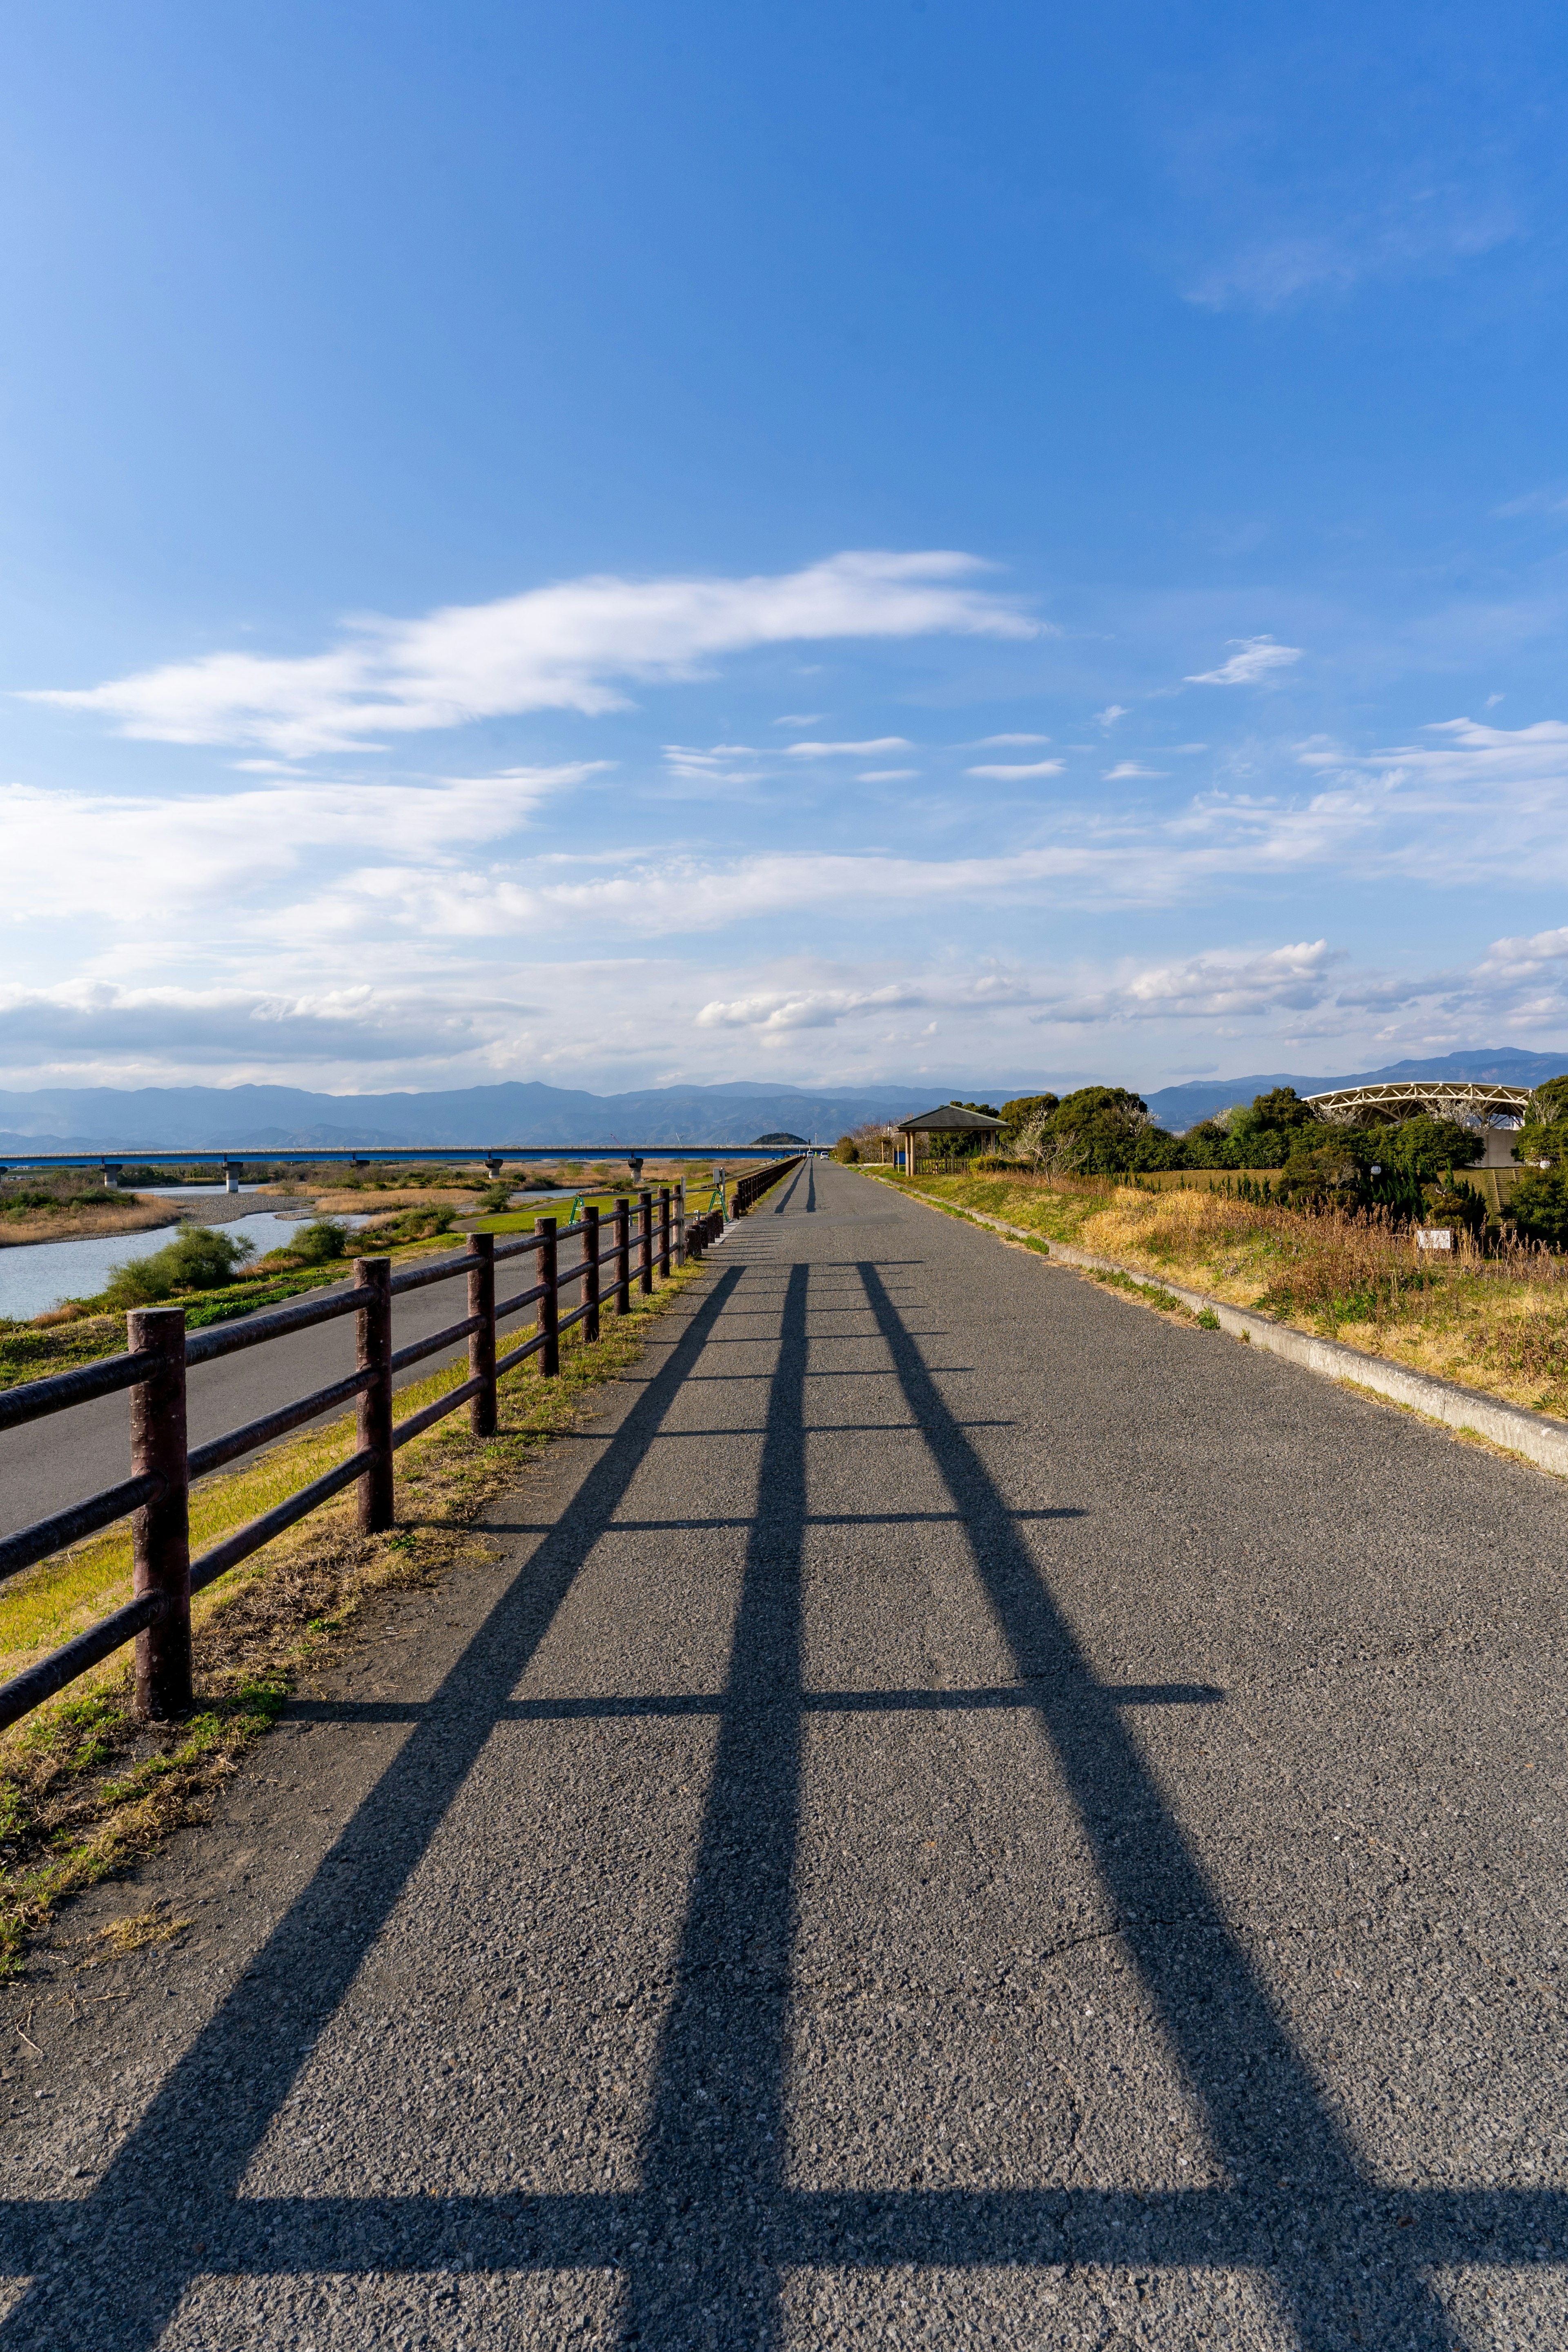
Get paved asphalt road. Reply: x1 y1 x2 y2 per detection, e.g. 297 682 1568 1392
0 1234 591 1537
1 1157 1566 2348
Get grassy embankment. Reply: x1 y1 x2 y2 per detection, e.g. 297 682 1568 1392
0 1247 705 1971
875 1166 1568 1419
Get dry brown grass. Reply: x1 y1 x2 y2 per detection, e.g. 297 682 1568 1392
1080 1185 1568 1416
890 1166 1568 1421
0 1203 176 1249
308 1187 482 1215
79 1905 192 1964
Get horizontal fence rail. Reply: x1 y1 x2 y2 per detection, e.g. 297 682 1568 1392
0 1160 802 1734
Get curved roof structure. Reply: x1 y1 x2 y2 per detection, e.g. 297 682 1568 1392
1305 1080 1533 1129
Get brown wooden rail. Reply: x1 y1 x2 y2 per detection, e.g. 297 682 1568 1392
0 1158 802 1732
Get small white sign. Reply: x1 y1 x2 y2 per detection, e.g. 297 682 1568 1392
1416 1227 1454 1250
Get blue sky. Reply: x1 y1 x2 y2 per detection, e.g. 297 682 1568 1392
4 0 1567 1096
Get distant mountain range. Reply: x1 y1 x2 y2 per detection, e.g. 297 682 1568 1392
0 1049 1562 1153
0 1078 975 1152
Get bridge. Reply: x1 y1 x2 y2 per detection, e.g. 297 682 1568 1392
0 1158 1562 2343
0 1143 826 1190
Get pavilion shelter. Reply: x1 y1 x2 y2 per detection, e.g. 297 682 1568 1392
893 1103 1009 1170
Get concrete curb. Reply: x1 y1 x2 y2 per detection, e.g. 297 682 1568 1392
867 1174 1568 1480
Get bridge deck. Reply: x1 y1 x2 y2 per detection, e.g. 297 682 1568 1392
2 1158 1565 2346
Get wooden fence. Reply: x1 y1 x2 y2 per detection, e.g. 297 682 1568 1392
0 1158 801 1733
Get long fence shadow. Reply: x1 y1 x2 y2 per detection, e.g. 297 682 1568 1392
0 1243 1560 2347
0 1268 749 2348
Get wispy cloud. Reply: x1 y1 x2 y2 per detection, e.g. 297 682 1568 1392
971 732 1051 746
662 743 764 784
772 712 826 726
965 760 1064 780
857 768 919 781
784 736 915 760
1185 636 1303 686
1492 487 1568 520
1095 706 1127 727
26 553 1039 757
1103 762 1166 780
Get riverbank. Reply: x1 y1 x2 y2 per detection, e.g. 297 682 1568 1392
0 1186 311 1250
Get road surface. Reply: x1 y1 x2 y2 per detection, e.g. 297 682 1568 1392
0 1157 1564 2347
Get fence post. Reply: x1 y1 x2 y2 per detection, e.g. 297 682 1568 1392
539 1217 560 1377
658 1186 671 1280
639 1190 654 1295
584 1203 601 1343
675 1178 686 1265
129 1306 192 1722
467 1231 496 1438
356 1256 394 1533
615 1196 631 1316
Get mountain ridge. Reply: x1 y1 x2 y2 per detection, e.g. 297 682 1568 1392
0 1049 1562 1149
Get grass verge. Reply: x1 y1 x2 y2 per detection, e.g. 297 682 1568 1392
871 1167 1568 1420
0 1258 703 1974
1089 1267 1194 1321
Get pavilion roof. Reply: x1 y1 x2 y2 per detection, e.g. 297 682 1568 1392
894 1103 1008 1135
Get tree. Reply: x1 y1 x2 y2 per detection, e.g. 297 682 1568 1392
1507 1167 1568 1250
1371 1116 1482 1178
1038 1087 1166 1176
1528 1076 1568 1126
1514 1078 1568 1167
1001 1093 1058 1136
1183 1087 1322 1170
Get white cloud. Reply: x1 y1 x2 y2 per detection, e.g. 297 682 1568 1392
1102 762 1166 780
857 768 919 781
965 761 1065 779
1185 636 1303 687
971 733 1051 746
695 968 1035 1036
0 767 587 924
0 980 518 1070
696 983 922 1033
1036 941 1340 1027
1095 706 1128 727
784 737 915 759
27 552 1039 756
772 712 826 726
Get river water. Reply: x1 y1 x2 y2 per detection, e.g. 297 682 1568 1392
0 1211 363 1323
0 1185 578 1322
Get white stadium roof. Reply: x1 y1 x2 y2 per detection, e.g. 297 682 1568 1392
1304 1080 1533 1128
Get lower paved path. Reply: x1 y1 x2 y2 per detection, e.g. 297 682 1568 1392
1 1158 1566 2348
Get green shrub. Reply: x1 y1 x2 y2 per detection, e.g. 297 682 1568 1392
833 1136 861 1163
1508 1168 1568 1250
102 1225 256 1308
288 1218 352 1265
